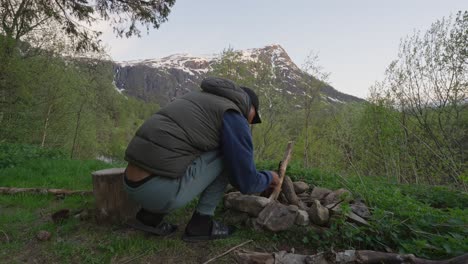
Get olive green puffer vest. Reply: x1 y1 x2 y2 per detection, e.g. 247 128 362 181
124 77 251 178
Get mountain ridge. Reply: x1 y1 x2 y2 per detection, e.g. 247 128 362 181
112 44 365 106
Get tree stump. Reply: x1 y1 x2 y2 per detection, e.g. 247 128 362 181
92 168 140 224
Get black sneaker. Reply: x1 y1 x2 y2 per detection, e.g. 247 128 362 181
127 208 177 236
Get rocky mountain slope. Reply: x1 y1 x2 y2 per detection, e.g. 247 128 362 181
113 44 365 106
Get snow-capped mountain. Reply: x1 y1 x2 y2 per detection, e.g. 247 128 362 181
113 44 364 106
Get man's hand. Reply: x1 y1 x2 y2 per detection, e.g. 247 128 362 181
269 171 280 188
260 171 280 197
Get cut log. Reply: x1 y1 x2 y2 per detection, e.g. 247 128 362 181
355 250 468 264
0 187 91 196
235 251 274 264
92 168 140 224
268 141 294 202
234 250 468 264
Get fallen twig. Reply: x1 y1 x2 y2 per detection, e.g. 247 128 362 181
0 230 9 243
202 240 253 264
0 187 92 196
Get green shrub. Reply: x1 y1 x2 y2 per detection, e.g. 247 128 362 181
0 143 66 169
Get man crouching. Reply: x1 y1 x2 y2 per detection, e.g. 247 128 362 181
123 77 279 241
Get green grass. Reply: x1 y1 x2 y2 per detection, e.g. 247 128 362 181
0 159 118 189
0 192 281 263
0 157 467 262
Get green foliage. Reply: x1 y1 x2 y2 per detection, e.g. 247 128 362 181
0 51 158 160
0 143 65 169
400 185 468 209
0 0 176 53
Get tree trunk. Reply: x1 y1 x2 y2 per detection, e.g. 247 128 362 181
92 168 140 224
70 101 84 159
41 103 53 147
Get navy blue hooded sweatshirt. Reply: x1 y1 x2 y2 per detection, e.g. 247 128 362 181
221 111 272 194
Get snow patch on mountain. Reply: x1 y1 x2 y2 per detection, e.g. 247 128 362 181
113 44 364 105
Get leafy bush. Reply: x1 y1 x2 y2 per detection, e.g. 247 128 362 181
0 143 65 169
400 185 468 209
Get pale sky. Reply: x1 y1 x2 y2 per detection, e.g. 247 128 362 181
97 0 466 99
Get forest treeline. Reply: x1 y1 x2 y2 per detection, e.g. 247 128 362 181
0 0 171 158
0 48 158 159
0 8 466 189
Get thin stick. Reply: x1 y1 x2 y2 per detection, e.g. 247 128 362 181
0 187 92 196
203 240 253 264
0 230 9 243
269 141 294 202
119 249 151 264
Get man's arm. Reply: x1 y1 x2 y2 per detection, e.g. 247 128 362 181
221 111 275 194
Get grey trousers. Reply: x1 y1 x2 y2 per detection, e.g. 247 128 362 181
124 150 228 216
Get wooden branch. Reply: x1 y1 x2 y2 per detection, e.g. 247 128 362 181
234 250 468 264
203 240 253 264
0 187 92 196
269 141 294 202
355 250 468 264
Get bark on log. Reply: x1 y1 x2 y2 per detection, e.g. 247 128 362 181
92 168 140 224
355 251 468 264
269 141 294 202
0 187 92 196
234 250 468 264
235 251 274 264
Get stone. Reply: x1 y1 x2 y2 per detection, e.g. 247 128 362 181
295 209 310 226
222 210 250 226
293 181 309 194
223 191 241 208
256 202 298 232
350 200 371 219
310 187 332 201
225 193 270 216
36 230 51 241
308 200 329 226
322 188 353 206
246 217 264 231
288 204 299 211
226 184 237 193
